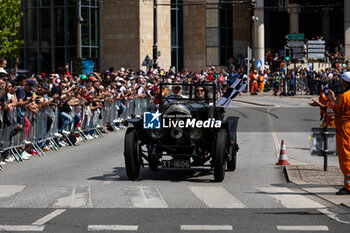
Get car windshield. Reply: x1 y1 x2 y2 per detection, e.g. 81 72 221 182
159 83 216 106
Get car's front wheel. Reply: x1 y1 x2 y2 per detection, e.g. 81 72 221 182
124 128 141 180
227 143 237 171
214 129 227 182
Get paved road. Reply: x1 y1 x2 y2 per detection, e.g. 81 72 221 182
0 95 349 232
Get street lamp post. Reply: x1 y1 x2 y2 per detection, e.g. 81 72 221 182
77 0 82 59
153 0 158 70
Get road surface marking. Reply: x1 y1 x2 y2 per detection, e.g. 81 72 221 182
267 109 280 158
189 186 246 208
258 187 325 208
277 225 329 231
181 225 233 231
125 186 168 208
0 225 44 231
317 208 350 224
32 209 66 225
88 225 138 231
0 185 25 199
53 186 92 208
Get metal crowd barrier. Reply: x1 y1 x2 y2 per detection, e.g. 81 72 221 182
0 97 150 169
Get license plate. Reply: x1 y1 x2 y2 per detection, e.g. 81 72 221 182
161 160 191 168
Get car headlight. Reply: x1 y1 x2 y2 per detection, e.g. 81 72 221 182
190 128 203 141
150 129 163 139
170 127 184 139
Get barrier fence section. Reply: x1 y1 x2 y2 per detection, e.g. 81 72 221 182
264 77 343 96
0 98 150 169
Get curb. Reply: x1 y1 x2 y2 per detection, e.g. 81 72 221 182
285 165 350 208
233 99 275 107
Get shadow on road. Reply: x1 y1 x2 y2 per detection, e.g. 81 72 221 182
87 167 221 183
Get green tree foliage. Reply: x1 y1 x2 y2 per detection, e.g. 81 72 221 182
0 0 23 58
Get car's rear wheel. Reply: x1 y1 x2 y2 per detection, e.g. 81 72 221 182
214 129 227 182
124 128 141 180
227 143 237 171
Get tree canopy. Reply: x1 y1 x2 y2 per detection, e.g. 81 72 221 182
0 0 23 58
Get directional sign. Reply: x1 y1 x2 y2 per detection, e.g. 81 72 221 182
142 55 153 67
308 49 326 53
256 60 262 69
308 54 325 59
287 41 304 47
307 40 325 60
308 44 325 49
292 53 304 60
307 40 326 45
286 33 305 41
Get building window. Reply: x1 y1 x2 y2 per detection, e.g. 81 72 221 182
171 0 183 73
206 0 219 66
22 0 99 73
219 2 233 66
205 0 233 67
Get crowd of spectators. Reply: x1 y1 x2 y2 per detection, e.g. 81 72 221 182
0 48 346 165
0 57 249 165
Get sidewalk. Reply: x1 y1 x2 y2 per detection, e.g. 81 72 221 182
286 165 350 208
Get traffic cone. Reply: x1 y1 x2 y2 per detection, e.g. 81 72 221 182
276 140 290 165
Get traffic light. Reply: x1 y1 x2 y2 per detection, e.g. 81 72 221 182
285 48 291 61
153 44 158 69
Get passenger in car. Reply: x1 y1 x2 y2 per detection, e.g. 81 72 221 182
163 85 186 105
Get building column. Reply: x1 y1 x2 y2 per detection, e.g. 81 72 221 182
253 0 264 71
322 8 330 41
288 3 300 33
345 0 350 60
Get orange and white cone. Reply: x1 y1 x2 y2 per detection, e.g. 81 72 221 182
276 140 290 165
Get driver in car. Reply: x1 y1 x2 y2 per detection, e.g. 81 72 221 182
163 85 187 105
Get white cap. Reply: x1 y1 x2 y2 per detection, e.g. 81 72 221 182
118 77 124 81
0 68 8 74
53 78 61 87
342 72 350 82
116 82 122 86
120 67 125 72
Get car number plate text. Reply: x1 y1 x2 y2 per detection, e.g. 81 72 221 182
161 160 191 168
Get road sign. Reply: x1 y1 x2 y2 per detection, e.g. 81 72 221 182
307 40 326 45
292 53 303 60
256 60 262 69
142 55 153 67
308 49 325 53
308 54 325 59
286 33 304 41
308 62 312 69
308 44 325 49
307 40 325 60
287 41 304 47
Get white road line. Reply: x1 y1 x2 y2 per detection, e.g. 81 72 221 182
317 208 350 225
32 209 66 225
0 185 25 198
189 186 246 208
180 225 233 231
0 225 44 231
88 225 138 231
277 225 329 231
53 186 92 208
267 109 280 158
125 186 168 208
258 187 325 208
